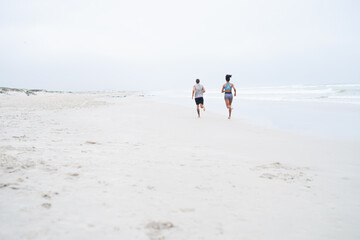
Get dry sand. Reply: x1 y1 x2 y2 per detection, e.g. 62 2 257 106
0 92 359 240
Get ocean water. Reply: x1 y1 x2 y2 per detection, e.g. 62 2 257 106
150 84 360 142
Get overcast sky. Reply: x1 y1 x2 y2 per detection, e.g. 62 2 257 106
1 0 359 91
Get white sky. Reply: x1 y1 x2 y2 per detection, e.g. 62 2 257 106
1 0 359 91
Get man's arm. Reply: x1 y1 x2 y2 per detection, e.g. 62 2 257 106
192 86 195 99
232 84 236 96
202 86 206 93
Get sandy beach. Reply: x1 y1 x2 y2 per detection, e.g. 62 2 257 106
0 91 359 240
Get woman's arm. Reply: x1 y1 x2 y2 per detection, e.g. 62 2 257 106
221 84 225 93
232 84 236 96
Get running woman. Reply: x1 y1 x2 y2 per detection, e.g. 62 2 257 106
221 74 236 119
192 79 206 118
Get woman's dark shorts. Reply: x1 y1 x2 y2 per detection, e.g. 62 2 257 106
224 92 233 100
195 97 204 105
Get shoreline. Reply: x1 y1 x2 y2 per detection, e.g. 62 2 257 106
149 91 360 142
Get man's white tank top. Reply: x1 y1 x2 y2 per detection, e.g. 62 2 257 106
194 84 203 98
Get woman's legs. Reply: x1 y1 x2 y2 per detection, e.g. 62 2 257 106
224 99 229 108
228 98 233 119
224 99 232 118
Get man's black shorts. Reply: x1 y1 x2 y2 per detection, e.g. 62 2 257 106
195 97 204 105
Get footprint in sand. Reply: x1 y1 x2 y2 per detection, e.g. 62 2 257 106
41 203 52 209
252 162 312 184
97 180 109 186
42 194 52 199
146 221 174 240
12 135 27 140
41 191 59 202
180 208 195 213
68 173 79 177
259 173 278 180
0 183 19 189
195 185 212 191
0 183 10 188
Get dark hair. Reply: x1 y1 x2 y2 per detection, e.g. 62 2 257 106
196 79 200 84
225 74 232 82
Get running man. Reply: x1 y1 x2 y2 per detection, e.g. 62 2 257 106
192 79 206 118
221 74 236 119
